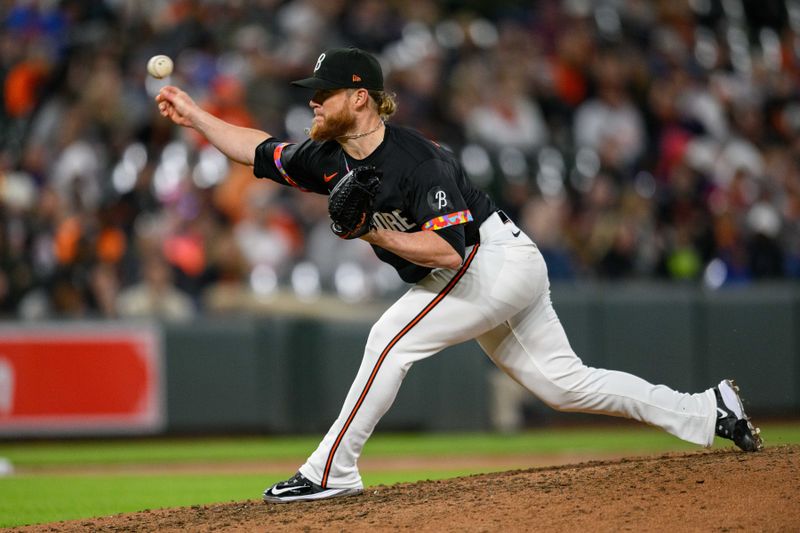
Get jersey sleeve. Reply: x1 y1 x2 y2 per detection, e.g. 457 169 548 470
253 138 328 194
408 158 472 259
408 159 473 230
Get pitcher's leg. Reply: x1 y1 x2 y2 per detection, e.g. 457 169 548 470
298 327 413 489
300 252 500 488
298 233 548 489
478 290 717 446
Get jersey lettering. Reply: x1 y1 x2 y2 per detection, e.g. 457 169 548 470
372 209 416 232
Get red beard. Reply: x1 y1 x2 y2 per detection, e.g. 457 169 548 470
309 105 357 142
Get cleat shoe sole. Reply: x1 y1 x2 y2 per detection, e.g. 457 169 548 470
717 379 764 452
262 472 363 504
263 487 362 504
737 418 764 452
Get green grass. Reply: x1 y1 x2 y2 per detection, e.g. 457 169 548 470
4 423 800 467
0 423 798 528
0 474 264 528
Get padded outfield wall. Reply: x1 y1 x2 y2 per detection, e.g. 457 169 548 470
0 283 797 437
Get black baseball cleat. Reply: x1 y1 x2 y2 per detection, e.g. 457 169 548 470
714 379 763 452
263 472 362 503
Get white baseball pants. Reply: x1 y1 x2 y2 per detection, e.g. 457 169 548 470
299 212 717 489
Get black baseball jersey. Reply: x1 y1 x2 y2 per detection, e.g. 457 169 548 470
253 124 497 283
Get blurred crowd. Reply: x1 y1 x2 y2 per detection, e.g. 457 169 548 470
1 0 800 320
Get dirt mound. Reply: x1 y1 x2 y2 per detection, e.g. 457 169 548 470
14 445 799 532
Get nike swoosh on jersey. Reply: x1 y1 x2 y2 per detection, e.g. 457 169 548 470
512 229 521 237
323 172 338 182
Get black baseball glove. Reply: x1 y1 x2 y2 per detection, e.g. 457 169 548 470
328 165 382 239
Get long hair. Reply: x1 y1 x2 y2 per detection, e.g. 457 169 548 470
368 90 397 120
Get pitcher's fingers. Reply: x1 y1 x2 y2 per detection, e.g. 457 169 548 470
155 86 179 103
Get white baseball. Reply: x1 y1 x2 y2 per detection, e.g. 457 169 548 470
147 55 174 79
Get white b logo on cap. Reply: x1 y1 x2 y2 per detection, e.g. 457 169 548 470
314 53 326 72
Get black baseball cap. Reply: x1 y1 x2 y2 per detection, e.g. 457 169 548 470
291 47 384 91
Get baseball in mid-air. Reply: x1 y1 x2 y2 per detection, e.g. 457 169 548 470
147 54 174 79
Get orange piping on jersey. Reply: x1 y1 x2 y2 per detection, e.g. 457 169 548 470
321 243 481 488
273 143 310 191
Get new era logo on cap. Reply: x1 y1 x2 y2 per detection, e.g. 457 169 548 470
291 48 384 91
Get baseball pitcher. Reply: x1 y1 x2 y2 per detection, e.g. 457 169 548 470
155 47 762 504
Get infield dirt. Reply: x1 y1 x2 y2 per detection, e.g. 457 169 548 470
11 444 799 532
